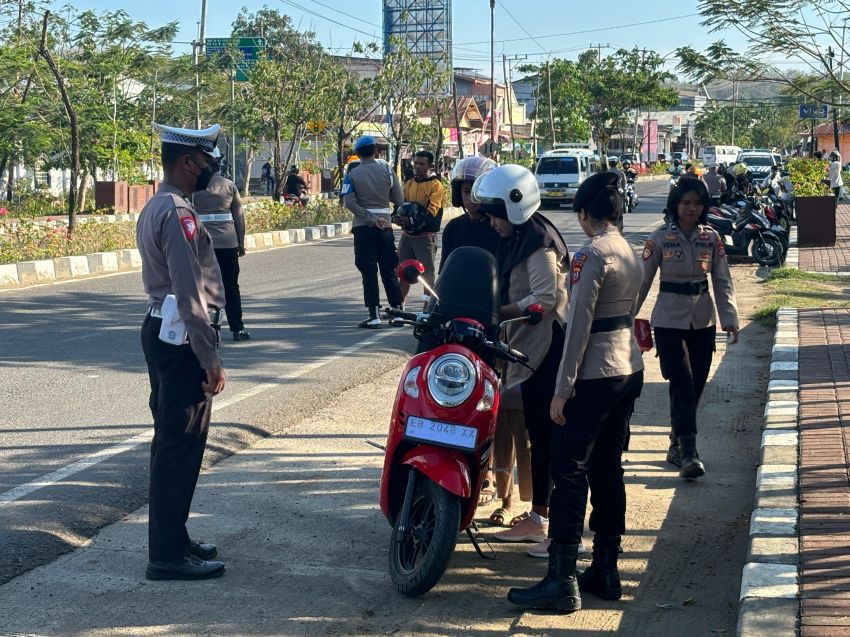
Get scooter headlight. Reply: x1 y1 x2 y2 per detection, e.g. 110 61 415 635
427 354 477 407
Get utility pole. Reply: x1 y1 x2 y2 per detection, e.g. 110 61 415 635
194 0 208 129
503 54 526 159
829 46 841 152
490 0 497 151
231 68 237 181
731 77 737 146
546 60 556 146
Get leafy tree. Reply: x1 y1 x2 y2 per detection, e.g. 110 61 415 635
518 59 591 147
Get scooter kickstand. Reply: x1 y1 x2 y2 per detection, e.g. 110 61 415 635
466 520 496 560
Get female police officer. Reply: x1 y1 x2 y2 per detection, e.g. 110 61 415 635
636 178 739 479
507 171 644 613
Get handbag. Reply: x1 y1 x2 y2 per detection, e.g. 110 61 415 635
634 318 653 352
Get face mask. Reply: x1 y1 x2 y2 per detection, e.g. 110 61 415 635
190 157 216 192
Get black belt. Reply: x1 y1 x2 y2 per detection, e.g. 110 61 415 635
660 280 709 296
590 315 633 333
149 306 222 326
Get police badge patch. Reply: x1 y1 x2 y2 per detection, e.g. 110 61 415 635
180 215 197 241
570 251 587 286
699 249 712 271
642 240 655 261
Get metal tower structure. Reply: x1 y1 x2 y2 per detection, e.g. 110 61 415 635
383 0 452 91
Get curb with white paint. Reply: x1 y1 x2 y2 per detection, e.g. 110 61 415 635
737 307 799 636
0 207 464 289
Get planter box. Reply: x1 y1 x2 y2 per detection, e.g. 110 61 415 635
128 185 153 213
796 195 836 247
94 181 129 213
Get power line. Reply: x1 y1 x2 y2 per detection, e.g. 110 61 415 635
497 0 550 56
463 13 702 46
277 0 379 41
301 0 379 30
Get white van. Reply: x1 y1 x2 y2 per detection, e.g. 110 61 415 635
700 145 741 167
535 147 599 208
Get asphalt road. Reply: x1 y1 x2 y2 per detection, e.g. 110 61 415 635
0 180 668 584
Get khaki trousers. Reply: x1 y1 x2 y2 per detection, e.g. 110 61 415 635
493 406 533 502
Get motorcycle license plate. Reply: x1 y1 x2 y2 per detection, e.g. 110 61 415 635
404 417 478 450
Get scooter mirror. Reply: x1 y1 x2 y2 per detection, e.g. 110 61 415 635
397 259 425 285
524 303 544 326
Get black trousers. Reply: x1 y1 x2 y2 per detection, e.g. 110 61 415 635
214 248 244 332
548 371 644 545
141 316 212 562
352 225 402 309
654 326 716 438
520 321 565 508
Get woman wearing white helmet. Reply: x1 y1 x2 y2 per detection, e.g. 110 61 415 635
472 164 570 555
508 171 644 614
438 156 501 272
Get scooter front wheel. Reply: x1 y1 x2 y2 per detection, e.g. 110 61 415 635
389 473 461 597
753 235 784 267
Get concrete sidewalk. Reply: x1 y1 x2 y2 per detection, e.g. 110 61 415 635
798 309 850 635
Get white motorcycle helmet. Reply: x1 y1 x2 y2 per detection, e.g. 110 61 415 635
471 163 541 224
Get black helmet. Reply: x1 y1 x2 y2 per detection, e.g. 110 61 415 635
622 159 631 167
673 159 681 166
289 165 299 174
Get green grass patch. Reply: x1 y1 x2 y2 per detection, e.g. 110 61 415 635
752 267 850 326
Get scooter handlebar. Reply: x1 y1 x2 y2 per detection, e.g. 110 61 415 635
384 307 419 322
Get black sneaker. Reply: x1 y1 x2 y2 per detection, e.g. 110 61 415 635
189 540 217 560
146 555 225 581
232 329 251 341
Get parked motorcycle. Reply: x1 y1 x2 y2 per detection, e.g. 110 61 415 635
378 247 542 597
707 203 785 267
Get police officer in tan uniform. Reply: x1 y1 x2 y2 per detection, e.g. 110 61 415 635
637 177 739 480
508 171 644 614
194 170 250 341
138 123 227 581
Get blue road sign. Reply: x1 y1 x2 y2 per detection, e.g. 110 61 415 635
206 37 266 82
799 104 829 119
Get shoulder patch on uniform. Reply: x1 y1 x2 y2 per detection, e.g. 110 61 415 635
179 213 197 241
642 240 655 261
570 251 586 286
716 240 726 257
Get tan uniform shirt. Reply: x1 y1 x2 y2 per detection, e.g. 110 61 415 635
554 231 644 399
636 222 739 330
137 183 225 370
503 246 569 389
192 173 244 250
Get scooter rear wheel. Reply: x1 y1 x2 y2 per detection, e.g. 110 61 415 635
389 474 461 597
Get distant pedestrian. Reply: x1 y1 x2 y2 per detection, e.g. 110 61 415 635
342 136 404 328
828 151 843 209
261 160 274 195
138 123 227 581
193 169 251 342
703 165 726 204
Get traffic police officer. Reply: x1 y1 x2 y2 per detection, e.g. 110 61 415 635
637 177 739 479
193 169 251 341
138 123 227 581
508 172 644 613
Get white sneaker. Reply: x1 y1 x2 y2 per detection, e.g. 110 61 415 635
358 316 381 329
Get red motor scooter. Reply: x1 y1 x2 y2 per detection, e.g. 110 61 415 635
378 246 542 597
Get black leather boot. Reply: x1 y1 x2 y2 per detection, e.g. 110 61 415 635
507 542 581 612
577 535 622 600
678 433 705 479
666 434 682 468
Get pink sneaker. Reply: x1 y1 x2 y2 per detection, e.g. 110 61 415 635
494 514 547 543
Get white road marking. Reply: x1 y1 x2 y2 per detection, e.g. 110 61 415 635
0 328 399 506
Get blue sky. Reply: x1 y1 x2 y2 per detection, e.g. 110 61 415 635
50 0 754 78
